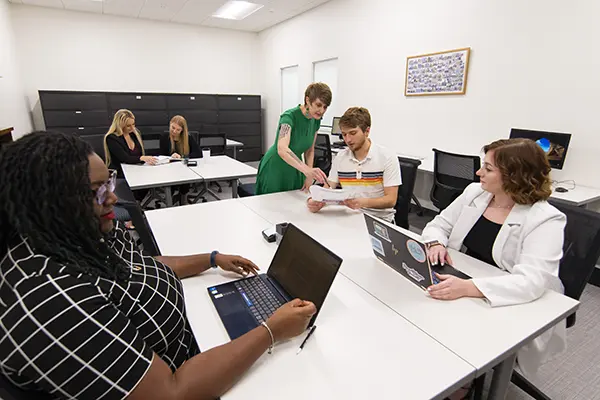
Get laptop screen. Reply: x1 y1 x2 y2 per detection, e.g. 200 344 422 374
267 224 342 311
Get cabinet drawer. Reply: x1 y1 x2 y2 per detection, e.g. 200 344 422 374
52 126 109 136
125 111 169 126
40 92 107 111
108 93 167 110
171 110 218 124
44 110 109 127
219 111 261 124
166 94 217 110
235 147 262 162
219 123 261 136
218 95 260 110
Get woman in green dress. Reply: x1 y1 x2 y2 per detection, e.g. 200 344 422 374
256 82 332 195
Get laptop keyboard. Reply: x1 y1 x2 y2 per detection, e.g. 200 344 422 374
235 278 283 323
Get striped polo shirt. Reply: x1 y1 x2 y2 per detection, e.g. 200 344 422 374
329 140 402 221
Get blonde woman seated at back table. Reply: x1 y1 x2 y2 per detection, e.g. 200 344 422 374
421 138 566 384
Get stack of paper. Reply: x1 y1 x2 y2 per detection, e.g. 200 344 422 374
309 185 354 204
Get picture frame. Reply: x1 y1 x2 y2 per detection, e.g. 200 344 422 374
404 47 471 96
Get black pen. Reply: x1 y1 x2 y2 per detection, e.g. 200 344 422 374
296 325 317 355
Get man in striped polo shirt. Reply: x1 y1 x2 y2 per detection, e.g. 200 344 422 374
307 107 401 222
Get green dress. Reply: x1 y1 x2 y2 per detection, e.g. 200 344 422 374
255 106 321 195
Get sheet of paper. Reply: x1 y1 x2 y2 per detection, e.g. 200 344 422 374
309 185 355 203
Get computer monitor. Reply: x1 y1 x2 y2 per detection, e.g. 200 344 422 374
332 117 342 139
509 128 572 170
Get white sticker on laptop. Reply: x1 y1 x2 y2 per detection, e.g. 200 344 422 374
370 235 385 256
402 262 425 282
406 239 426 263
373 221 391 242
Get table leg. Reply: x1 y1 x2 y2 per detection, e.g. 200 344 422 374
165 186 173 207
232 179 238 198
233 146 238 160
488 353 517 400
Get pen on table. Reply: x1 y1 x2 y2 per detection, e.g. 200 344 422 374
296 325 317 355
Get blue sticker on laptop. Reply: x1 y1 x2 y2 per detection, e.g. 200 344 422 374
406 239 426 263
370 235 385 256
373 221 391 242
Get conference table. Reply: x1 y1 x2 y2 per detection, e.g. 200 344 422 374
146 200 476 400
121 155 257 206
145 191 579 399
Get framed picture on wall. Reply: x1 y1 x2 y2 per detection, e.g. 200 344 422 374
404 47 471 96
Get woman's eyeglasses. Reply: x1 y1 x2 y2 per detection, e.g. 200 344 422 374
95 170 117 205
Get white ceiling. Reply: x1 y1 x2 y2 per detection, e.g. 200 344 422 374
7 0 332 32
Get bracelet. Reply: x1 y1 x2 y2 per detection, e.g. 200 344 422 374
210 250 219 269
426 242 443 249
261 322 275 354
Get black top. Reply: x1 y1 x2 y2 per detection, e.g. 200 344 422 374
159 133 202 158
462 215 502 268
0 223 200 399
105 132 143 177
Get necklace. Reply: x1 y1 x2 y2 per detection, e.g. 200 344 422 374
489 197 514 209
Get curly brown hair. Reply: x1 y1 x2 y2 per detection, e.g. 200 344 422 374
339 107 371 132
304 82 332 107
483 138 552 205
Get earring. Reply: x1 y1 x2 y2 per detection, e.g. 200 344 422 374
304 105 310 117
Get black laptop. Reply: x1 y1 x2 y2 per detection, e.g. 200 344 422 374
364 213 470 290
208 223 343 340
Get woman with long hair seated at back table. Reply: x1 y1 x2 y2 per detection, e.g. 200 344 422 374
0 131 316 400
421 138 566 399
160 115 201 204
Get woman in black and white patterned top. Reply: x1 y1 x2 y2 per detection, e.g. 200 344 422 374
0 131 317 400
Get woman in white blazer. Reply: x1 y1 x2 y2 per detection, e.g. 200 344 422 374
422 138 567 388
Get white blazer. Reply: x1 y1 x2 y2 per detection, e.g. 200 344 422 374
422 183 567 379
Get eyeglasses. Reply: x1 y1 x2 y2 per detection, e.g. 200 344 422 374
95 169 117 205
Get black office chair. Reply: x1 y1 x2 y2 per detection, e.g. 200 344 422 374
395 157 422 229
0 374 53 400
473 202 600 400
114 179 161 256
80 134 106 161
314 133 333 176
430 148 480 211
141 132 162 156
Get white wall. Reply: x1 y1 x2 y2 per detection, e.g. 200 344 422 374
0 0 32 139
10 4 260 130
258 0 600 187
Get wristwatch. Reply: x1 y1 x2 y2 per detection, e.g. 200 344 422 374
210 250 219 269
426 241 443 249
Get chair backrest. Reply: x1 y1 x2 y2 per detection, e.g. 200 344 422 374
198 133 226 156
550 201 600 328
430 148 481 211
0 374 53 400
80 134 106 162
141 132 162 156
114 179 161 256
395 156 422 229
314 133 333 176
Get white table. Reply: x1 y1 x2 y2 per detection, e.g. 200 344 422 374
121 162 204 207
549 185 600 207
226 139 244 160
239 191 579 399
145 200 476 400
188 155 257 199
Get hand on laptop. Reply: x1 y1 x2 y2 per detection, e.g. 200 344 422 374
265 299 317 342
215 254 260 276
427 274 484 301
427 244 453 266
307 198 326 213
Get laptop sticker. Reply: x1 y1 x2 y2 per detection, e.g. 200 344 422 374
392 244 399 255
402 262 426 282
373 221 391 242
406 239 427 263
370 235 385 256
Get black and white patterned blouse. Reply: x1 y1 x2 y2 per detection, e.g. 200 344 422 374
0 223 200 399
